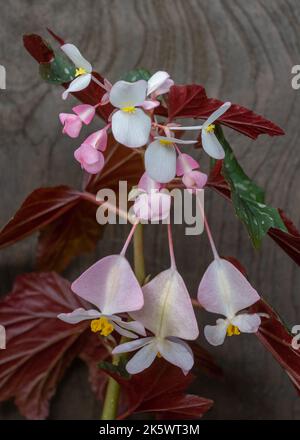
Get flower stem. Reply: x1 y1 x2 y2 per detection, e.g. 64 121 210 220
100 223 146 420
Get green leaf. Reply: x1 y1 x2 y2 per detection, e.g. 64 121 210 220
98 359 130 379
215 125 287 248
39 49 76 84
121 68 152 83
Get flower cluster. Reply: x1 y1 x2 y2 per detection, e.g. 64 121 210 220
57 42 265 376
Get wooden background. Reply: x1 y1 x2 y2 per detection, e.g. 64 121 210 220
0 0 300 420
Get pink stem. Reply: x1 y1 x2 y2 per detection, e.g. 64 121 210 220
196 194 219 260
120 222 139 256
167 222 176 269
91 75 109 91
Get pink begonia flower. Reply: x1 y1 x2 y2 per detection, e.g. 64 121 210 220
112 268 199 374
169 102 232 159
145 136 197 184
109 80 151 148
147 71 174 97
58 255 145 339
59 104 96 138
74 144 104 174
176 153 207 191
130 173 171 221
197 258 261 346
61 44 93 100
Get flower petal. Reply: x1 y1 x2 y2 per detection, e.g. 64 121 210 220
72 104 95 125
112 337 153 354
61 43 92 72
71 255 144 315
125 342 157 374
204 319 228 346
231 313 261 333
145 141 176 183
138 172 162 192
62 74 92 100
111 317 146 336
201 131 225 159
203 102 231 127
84 128 108 151
141 100 160 110
176 153 199 176
182 170 207 190
197 258 260 319
112 108 151 148
58 308 101 324
109 80 148 108
134 192 171 221
59 113 82 138
113 323 139 339
131 268 199 340
147 71 172 96
158 338 194 372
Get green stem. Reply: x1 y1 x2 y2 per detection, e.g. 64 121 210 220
100 224 145 420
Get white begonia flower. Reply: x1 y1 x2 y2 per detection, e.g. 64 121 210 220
61 44 93 100
169 102 231 160
147 71 174 97
144 136 197 183
109 80 152 148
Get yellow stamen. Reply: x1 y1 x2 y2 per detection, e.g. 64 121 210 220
121 106 136 114
205 124 215 134
157 352 162 358
226 324 241 337
159 139 173 145
75 67 87 77
90 317 114 337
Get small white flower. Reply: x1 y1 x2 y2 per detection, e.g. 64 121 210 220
61 44 93 100
147 71 174 97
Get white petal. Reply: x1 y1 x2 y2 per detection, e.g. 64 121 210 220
147 71 170 96
158 338 194 372
111 109 151 148
112 337 154 355
113 319 146 336
231 313 261 333
204 319 228 346
145 141 176 183
154 136 197 145
113 323 138 339
58 308 101 324
62 74 92 100
201 131 225 159
125 342 157 374
61 44 92 72
203 102 231 127
109 80 148 108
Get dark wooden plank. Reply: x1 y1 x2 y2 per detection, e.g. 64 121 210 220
0 0 300 419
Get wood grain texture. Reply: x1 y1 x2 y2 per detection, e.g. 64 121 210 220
0 0 300 419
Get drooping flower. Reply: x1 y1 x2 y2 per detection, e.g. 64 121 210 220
112 267 199 374
197 258 261 346
145 136 197 183
109 80 152 148
176 153 207 191
130 173 171 221
61 44 93 100
74 127 109 174
59 104 96 138
169 102 231 159
58 254 145 339
147 71 174 97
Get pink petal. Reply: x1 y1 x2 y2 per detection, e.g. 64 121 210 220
182 170 208 190
72 104 96 125
138 172 162 192
74 144 105 174
84 128 108 151
59 113 82 138
176 153 199 176
131 268 199 340
140 99 160 110
197 258 260 319
71 255 144 315
133 192 171 221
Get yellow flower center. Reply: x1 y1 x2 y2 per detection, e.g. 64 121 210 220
226 324 241 337
205 124 215 134
121 106 136 114
157 352 162 358
90 317 114 337
75 67 87 77
159 139 173 145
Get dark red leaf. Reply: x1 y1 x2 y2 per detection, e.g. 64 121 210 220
0 272 89 419
23 34 54 64
168 85 284 139
0 186 81 249
206 160 231 198
104 359 213 420
250 299 300 394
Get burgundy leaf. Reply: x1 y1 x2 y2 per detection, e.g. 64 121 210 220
23 34 54 64
168 85 284 139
